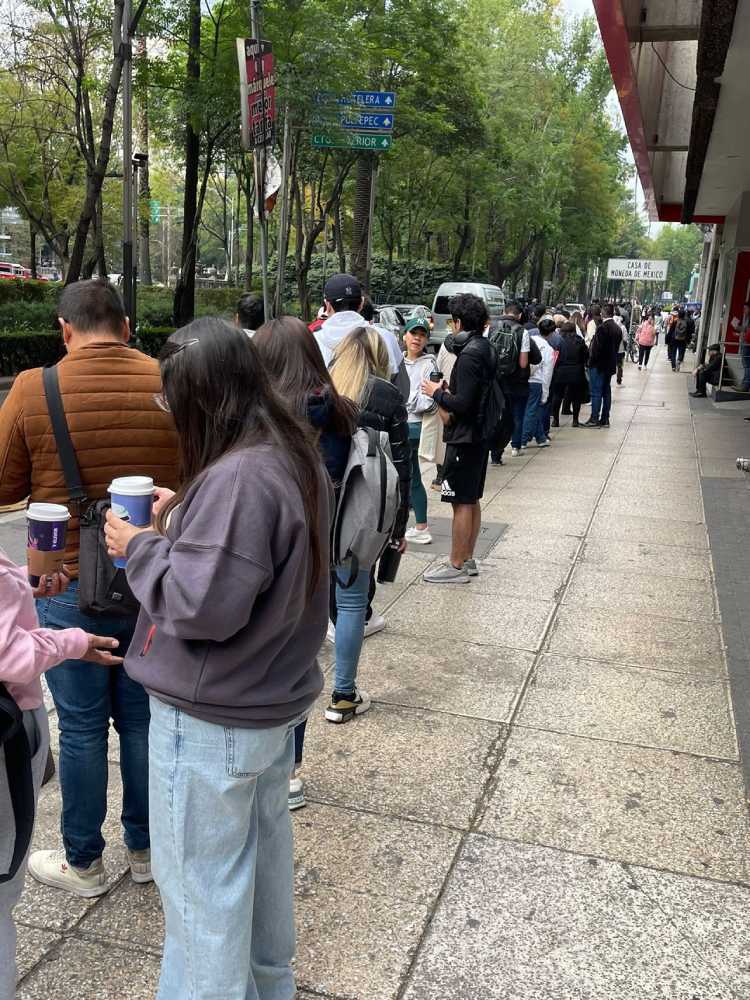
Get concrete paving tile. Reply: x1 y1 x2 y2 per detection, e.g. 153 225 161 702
386 585 553 651
607 468 700 490
603 480 702 504
564 564 717 621
402 836 746 1000
372 550 433 612
700 459 747 478
501 475 603 497
302 699 500 828
589 511 708 549
479 728 750 882
15 925 60 981
353 631 533 721
14 765 131 931
633 866 750 995
490 527 582 566
596 492 703 523
615 455 700 476
296 885 430 1000
580 536 712 580
481 503 592 535
16 936 161 999
467 556 569 602
548 606 725 676
293 802 460 905
76 879 163 954
518 654 737 758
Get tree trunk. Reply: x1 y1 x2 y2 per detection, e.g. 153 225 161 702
136 35 153 285
334 198 346 272
452 182 472 278
66 0 129 284
489 233 541 288
95 193 107 277
173 0 201 326
350 154 373 289
29 225 37 278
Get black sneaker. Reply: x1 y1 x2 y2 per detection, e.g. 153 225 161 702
325 688 371 724
583 418 600 427
600 420 610 427
690 391 707 398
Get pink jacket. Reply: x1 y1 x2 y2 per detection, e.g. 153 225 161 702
0 548 88 710
636 321 656 347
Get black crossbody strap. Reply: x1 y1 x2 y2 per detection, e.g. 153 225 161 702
42 365 87 509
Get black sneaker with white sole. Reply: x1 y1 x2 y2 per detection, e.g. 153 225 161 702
324 688 371 723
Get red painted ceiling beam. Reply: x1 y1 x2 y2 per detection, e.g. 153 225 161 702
658 202 725 224
592 0 658 218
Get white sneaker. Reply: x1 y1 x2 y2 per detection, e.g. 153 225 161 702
405 526 432 545
325 620 336 643
511 448 520 457
289 775 306 811
28 849 107 898
127 848 153 884
364 613 385 638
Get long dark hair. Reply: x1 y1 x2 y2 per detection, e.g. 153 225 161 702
253 316 357 434
157 317 324 596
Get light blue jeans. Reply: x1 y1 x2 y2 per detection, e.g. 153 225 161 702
148 696 301 1000
333 564 371 695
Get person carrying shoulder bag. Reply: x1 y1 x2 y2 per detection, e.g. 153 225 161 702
0 279 178 898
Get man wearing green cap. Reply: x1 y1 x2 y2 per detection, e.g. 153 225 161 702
402 318 437 545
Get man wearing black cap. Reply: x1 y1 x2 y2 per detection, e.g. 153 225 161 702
314 273 405 388
690 344 723 397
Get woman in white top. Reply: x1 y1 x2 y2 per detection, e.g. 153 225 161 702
402 318 437 544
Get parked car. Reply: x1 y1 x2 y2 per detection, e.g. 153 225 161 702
391 304 432 328
430 282 506 342
0 262 34 280
564 302 585 315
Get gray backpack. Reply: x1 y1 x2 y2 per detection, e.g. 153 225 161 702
332 426 399 588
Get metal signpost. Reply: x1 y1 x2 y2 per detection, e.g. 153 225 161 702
237 11 276 320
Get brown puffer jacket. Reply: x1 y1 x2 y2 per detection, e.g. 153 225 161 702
0 340 179 575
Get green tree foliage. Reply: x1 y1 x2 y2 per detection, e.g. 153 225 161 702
643 224 704 301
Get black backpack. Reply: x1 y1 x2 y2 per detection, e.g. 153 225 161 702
474 342 506 442
488 319 521 377
0 683 35 883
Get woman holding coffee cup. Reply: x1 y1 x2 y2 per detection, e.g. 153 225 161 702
0 546 121 1000
103 318 330 1000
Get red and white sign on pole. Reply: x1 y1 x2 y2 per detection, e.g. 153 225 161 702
237 37 276 149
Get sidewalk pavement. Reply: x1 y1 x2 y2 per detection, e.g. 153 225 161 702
8 344 750 999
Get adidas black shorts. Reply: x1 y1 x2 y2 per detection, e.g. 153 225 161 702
440 442 490 505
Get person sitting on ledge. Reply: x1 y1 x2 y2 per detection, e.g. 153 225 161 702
690 344 723 398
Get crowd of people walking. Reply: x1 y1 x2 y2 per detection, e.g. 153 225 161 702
0 275 689 999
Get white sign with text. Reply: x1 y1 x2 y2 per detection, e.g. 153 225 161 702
606 258 669 282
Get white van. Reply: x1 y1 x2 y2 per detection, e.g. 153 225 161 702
431 282 506 341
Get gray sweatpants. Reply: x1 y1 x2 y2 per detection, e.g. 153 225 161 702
0 706 49 1000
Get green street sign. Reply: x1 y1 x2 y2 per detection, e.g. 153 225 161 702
312 131 392 152
149 199 161 225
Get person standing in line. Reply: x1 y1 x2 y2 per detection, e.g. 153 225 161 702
614 308 628 385
585 304 602 346
520 321 554 449
313 274 409 400
585 303 620 428
328 327 410 719
0 563 121 1000
430 339 458 485
104 320 330 1000
489 301 531 462
253 316 358 811
731 301 750 390
551 321 589 427
570 310 587 339
235 293 265 337
420 293 496 583
402 317 437 545
0 279 178 898
636 313 656 369
672 308 690 372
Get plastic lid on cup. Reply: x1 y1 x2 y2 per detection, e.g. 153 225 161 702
110 503 130 521
27 502 71 522
108 476 155 496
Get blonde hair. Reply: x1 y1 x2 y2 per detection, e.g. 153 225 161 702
329 326 391 404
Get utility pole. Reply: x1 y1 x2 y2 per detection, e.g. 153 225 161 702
250 0 271 321
365 155 377 291
273 106 292 315
122 0 134 329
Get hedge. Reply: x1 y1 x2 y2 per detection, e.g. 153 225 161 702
0 279 62 305
0 332 64 375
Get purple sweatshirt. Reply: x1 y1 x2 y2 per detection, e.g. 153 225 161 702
124 445 329 728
